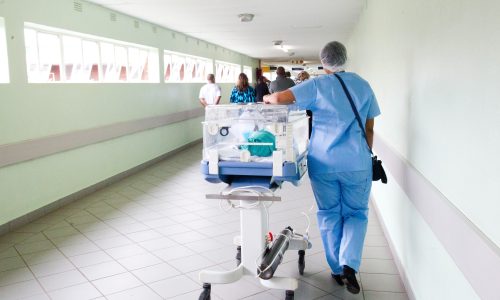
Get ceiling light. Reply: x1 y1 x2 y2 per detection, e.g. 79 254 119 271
238 13 254 22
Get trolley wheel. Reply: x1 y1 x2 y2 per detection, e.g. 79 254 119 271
298 250 305 275
285 290 294 300
199 283 211 300
236 246 241 266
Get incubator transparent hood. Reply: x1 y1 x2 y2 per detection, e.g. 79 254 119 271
201 104 309 185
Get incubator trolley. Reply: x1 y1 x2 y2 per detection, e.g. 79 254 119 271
199 104 312 300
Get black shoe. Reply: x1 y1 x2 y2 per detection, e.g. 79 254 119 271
331 273 344 286
343 265 360 294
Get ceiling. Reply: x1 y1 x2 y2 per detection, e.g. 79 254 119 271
86 0 365 66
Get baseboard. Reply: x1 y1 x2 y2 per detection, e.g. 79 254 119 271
0 139 202 236
371 196 417 300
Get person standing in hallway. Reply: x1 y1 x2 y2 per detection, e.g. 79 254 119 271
230 73 256 103
264 41 380 295
199 74 221 107
295 71 313 138
269 66 295 93
254 76 270 102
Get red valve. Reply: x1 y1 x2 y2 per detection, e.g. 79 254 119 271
267 231 273 242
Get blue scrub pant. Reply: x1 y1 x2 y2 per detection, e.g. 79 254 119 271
309 170 372 274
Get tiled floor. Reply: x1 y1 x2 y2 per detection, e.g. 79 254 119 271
0 144 408 300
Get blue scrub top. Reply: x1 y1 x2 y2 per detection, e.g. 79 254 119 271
290 72 381 174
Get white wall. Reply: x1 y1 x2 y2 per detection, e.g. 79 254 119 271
347 0 500 298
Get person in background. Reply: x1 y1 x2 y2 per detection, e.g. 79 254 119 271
199 74 221 107
264 41 381 295
285 71 292 79
295 70 310 84
230 73 255 103
295 71 313 138
254 76 270 102
269 66 295 93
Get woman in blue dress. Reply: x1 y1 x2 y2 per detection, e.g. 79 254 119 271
264 41 381 295
230 73 256 103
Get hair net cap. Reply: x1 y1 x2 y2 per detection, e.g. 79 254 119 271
320 41 347 71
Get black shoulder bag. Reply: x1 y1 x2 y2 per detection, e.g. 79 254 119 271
334 74 387 184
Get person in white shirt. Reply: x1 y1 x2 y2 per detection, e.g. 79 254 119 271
199 74 221 107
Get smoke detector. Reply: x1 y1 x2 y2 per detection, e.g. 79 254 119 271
238 13 254 22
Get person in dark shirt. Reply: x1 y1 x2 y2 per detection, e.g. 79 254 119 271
254 76 270 102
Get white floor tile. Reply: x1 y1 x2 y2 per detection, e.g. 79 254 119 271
106 285 162 300
58 242 100 257
79 260 127 281
0 256 26 272
360 259 399 274
363 291 409 300
117 252 162 271
148 275 200 299
68 250 114 268
0 247 18 259
92 272 143 295
92 236 133 249
14 240 55 255
38 269 87 291
362 246 394 260
0 279 45 300
364 235 389 247
22 249 66 266
169 230 208 244
169 254 217 273
29 259 75 277
131 262 181 283
138 236 177 251
48 282 102 300
21 293 51 300
105 244 147 259
360 273 406 293
152 244 196 261
0 267 35 287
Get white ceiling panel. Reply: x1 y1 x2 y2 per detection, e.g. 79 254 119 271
86 0 365 64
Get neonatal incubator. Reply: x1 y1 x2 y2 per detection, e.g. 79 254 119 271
201 104 309 186
198 104 312 300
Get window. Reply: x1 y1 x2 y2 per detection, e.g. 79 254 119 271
243 66 253 83
24 23 159 83
163 50 212 83
0 17 9 83
215 61 241 83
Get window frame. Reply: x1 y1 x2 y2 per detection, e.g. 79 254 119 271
0 17 10 83
163 50 213 83
24 22 159 84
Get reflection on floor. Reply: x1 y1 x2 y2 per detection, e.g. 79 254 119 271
0 144 408 300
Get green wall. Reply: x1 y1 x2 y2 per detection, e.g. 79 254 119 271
0 0 258 226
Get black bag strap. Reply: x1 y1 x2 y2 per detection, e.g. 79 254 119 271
334 73 373 155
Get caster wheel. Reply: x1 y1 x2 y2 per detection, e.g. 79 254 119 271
199 283 211 300
236 246 241 266
298 250 305 275
285 290 294 300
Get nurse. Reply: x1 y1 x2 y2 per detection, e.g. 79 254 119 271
263 41 380 294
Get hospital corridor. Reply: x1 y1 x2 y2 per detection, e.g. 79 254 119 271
0 0 499 300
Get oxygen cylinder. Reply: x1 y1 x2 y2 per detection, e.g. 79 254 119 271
258 226 293 280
